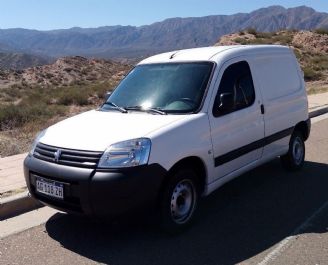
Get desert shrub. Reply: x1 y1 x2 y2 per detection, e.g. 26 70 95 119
22 87 50 105
45 73 54 79
86 75 97 81
310 55 328 70
0 103 64 130
287 29 298 33
63 67 73 72
51 81 59 86
0 137 21 156
234 37 248 45
71 80 86 86
10 83 25 90
2 86 22 99
1 94 17 102
0 105 26 129
246 28 257 35
315 28 328 35
307 85 328 95
273 34 293 44
21 80 29 87
255 32 274 39
87 81 117 99
293 49 302 60
57 87 89 106
0 79 119 131
248 38 273 45
302 67 322 81
81 68 89 75
293 43 303 49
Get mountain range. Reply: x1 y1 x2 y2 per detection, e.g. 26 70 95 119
0 5 328 69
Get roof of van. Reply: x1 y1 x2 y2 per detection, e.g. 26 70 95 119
138 45 291 65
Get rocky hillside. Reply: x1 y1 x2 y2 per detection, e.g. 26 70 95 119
0 56 130 89
0 52 53 70
0 6 327 59
0 56 131 156
216 29 328 93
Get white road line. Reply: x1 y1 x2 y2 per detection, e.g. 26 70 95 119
257 199 328 265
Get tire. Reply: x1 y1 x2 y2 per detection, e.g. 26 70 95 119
159 167 199 233
280 130 305 171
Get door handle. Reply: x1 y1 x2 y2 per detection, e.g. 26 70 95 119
260 104 265 114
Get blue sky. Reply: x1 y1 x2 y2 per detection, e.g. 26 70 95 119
1 0 327 30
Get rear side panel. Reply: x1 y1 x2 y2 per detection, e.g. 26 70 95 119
249 50 308 159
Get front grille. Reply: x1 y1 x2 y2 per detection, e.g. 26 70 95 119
34 143 103 168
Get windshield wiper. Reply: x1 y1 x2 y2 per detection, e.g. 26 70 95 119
125 106 167 115
102 101 128 113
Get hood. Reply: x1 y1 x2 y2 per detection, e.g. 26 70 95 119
39 110 185 151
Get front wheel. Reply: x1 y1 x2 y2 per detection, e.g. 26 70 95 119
280 131 305 171
160 168 199 233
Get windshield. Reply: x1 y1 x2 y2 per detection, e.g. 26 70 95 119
101 62 213 114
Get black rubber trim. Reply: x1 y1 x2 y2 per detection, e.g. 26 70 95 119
215 126 294 167
264 127 294 146
305 118 311 140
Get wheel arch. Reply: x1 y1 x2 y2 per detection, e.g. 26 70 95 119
160 156 208 197
294 119 311 141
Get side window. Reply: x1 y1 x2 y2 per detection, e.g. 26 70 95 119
213 61 255 117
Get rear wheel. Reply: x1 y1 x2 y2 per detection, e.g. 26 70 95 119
160 168 199 233
280 131 305 171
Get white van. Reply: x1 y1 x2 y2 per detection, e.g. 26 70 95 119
24 45 310 231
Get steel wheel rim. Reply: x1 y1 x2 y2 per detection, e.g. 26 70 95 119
170 179 196 224
292 136 304 165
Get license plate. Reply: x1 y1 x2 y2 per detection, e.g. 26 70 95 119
36 177 64 200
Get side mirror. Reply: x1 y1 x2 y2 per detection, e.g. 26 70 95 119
104 91 112 101
218 93 234 112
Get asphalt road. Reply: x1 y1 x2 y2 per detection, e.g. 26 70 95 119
0 117 327 265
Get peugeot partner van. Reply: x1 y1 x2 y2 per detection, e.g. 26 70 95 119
24 45 310 231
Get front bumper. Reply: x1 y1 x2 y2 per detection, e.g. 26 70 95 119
24 155 167 217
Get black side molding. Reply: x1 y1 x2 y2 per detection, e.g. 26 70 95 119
215 126 294 167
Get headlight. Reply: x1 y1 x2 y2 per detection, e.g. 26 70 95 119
29 130 46 156
98 138 151 168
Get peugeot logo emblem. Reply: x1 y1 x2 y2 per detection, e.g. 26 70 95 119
54 149 62 163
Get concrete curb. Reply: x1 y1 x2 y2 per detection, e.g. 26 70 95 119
1 106 328 221
309 106 328 118
0 191 42 221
